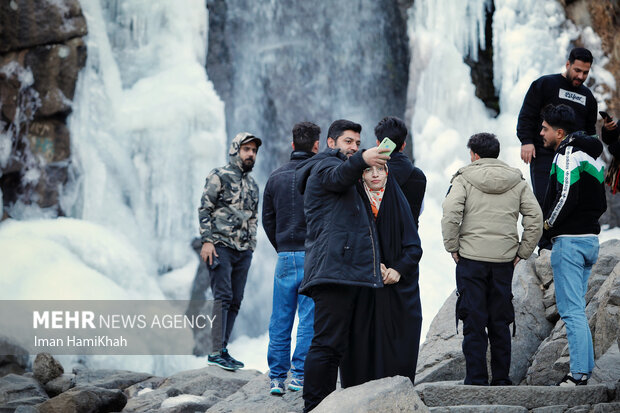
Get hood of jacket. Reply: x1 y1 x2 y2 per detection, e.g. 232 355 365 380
296 148 343 195
228 132 260 172
557 131 603 159
454 158 523 194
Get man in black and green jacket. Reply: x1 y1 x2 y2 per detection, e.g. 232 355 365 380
540 104 606 387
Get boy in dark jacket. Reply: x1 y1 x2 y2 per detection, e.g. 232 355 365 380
262 122 320 395
295 119 389 412
540 104 607 386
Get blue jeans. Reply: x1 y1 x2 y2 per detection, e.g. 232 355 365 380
268 251 314 381
551 236 599 376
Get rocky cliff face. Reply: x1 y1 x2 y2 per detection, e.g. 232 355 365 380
0 0 87 217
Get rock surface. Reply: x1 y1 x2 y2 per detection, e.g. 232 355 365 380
0 0 87 53
3 352 620 412
0 337 29 378
123 366 260 412
525 241 620 385
32 353 63 385
0 373 48 409
205 373 303 413
313 375 429 413
593 260 620 357
72 368 153 390
418 383 609 410
416 255 552 385
43 373 75 397
36 385 127 413
0 0 87 214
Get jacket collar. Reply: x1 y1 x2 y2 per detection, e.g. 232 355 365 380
290 151 315 161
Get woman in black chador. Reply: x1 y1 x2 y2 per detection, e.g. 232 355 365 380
340 164 423 386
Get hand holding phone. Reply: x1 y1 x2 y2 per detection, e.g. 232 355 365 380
600 111 612 121
378 137 397 155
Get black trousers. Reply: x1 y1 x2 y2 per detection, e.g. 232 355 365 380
456 257 514 385
209 245 253 349
303 284 362 412
530 152 553 250
529 151 553 206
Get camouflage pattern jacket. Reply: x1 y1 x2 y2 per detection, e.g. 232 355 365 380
198 133 259 251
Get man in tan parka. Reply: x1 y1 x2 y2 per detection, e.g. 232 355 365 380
441 132 542 386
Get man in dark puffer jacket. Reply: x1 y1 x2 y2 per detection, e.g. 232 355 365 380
295 119 389 412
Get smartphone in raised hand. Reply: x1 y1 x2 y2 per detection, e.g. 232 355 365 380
378 137 397 155
599 111 612 121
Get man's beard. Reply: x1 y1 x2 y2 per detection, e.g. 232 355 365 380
241 159 255 172
567 73 583 87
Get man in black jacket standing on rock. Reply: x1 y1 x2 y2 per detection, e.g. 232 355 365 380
374 116 426 226
262 122 320 396
517 47 616 207
295 119 390 412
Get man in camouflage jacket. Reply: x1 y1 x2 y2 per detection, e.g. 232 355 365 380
198 132 261 371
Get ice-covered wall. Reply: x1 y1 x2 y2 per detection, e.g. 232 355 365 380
64 0 226 273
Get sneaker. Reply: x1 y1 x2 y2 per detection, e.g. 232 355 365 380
288 378 303 391
270 379 285 396
557 373 588 387
207 352 238 371
221 348 244 368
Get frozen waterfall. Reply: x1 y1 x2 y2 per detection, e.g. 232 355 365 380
0 0 617 375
